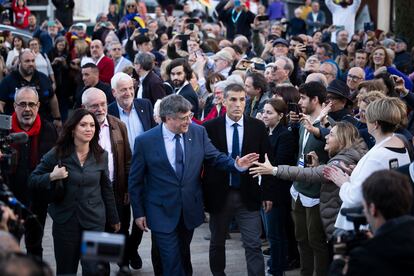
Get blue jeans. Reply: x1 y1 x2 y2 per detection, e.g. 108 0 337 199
262 204 289 276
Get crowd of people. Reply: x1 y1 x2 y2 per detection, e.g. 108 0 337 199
0 0 414 275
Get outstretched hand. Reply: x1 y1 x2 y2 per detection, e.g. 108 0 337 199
322 165 349 187
249 153 274 178
236 153 260 170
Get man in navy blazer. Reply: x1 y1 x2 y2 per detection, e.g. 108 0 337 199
108 72 156 136
165 58 199 117
108 72 157 270
305 1 326 35
128 94 259 275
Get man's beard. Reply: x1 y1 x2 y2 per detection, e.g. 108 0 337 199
20 67 34 77
172 79 185 88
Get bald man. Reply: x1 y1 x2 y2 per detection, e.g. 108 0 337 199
90 39 115 84
346 67 365 96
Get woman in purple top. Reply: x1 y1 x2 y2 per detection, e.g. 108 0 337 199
268 0 286 21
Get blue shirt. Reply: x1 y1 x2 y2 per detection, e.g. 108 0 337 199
117 102 145 152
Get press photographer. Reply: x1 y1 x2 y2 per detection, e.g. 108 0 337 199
329 170 414 276
2 86 58 259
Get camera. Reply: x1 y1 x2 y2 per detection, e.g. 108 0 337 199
81 231 126 263
331 206 369 256
0 114 28 166
0 184 27 239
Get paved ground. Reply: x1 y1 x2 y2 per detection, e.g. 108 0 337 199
22 215 300 276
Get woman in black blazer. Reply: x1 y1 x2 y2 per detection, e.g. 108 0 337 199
261 98 298 276
29 109 120 275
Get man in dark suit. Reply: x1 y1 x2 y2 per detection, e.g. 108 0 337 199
165 58 199 117
108 72 158 272
81 87 132 272
305 1 326 35
202 83 272 276
330 170 414 276
128 94 259 275
134 52 166 106
74 63 115 108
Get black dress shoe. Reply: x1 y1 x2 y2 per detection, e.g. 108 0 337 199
130 253 143 270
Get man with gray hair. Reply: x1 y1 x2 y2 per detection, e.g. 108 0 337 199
6 86 58 259
274 56 294 85
110 41 133 74
319 61 337 84
82 87 132 271
306 72 329 87
128 94 260 275
134 52 166 106
108 72 158 271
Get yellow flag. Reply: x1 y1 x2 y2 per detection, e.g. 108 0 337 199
134 16 145 28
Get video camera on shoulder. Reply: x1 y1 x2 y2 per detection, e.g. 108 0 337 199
81 231 126 263
332 206 369 256
0 114 28 165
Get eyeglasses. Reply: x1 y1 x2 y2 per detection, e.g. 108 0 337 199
15 101 38 109
176 112 194 122
320 70 334 76
347 74 363 81
127 4 136 8
87 102 107 110
326 95 342 101
307 59 319 64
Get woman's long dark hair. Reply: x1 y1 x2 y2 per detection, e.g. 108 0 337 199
55 109 104 162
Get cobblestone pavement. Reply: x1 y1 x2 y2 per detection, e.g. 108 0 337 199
22 215 300 276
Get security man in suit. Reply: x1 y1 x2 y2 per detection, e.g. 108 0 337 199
202 83 273 276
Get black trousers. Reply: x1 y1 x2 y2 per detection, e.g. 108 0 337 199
105 202 163 275
25 200 48 259
52 214 104 276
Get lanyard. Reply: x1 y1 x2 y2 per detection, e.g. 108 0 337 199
301 129 311 158
232 9 242 24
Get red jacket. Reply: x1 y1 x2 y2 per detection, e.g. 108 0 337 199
193 105 226 125
12 0 30 29
96 55 114 84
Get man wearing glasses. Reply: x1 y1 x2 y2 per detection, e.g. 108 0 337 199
0 50 62 128
346 67 365 97
7 86 58 259
109 41 132 74
128 94 259 275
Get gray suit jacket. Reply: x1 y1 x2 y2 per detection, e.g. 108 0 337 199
29 148 119 228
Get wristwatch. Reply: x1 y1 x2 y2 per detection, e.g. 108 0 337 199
272 167 278 176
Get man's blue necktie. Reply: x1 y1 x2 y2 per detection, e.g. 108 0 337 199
175 134 184 181
231 123 240 188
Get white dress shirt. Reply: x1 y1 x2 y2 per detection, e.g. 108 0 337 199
99 117 114 182
225 114 244 157
137 71 149 99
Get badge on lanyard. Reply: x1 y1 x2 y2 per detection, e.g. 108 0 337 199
298 156 305 168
